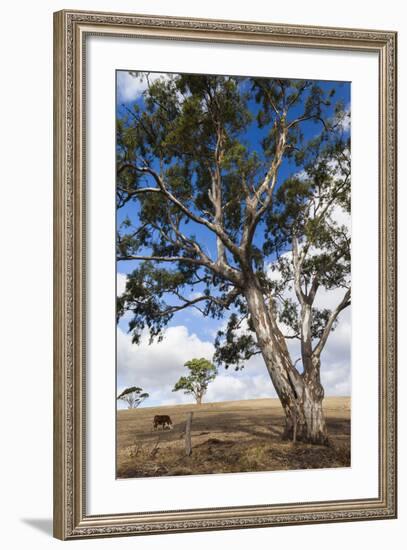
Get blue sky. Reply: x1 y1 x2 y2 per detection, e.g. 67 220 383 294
116 71 351 408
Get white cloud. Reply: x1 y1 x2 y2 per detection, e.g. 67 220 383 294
265 238 351 397
117 320 279 407
206 372 276 402
295 169 307 181
117 272 127 296
117 71 170 103
313 284 350 311
117 199 351 407
330 203 350 230
341 113 351 132
319 307 351 395
116 273 134 326
117 304 350 409
117 325 214 404
339 104 351 132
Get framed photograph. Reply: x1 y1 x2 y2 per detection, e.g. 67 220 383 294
53 9 397 540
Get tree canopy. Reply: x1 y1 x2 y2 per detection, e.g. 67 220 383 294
117 73 349 362
172 358 217 404
116 72 350 443
117 386 149 409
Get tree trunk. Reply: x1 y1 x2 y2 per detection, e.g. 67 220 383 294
244 282 329 445
196 395 202 405
282 377 328 445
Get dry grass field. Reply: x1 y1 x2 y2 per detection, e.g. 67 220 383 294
117 396 350 478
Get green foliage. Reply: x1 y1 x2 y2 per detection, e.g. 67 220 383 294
214 312 259 370
172 358 217 403
116 72 351 371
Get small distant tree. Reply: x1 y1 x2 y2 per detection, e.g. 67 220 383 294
173 358 217 405
117 386 149 409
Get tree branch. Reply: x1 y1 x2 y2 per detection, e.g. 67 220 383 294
241 125 288 257
117 254 204 265
134 164 242 260
313 288 351 357
292 234 307 306
252 79 280 115
133 288 241 320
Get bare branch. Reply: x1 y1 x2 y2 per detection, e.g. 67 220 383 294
313 288 351 357
283 333 301 340
308 276 320 304
252 79 280 115
150 295 215 318
131 164 242 262
292 235 307 306
287 114 330 131
117 254 204 265
118 185 162 196
175 288 240 310
139 288 241 319
241 125 288 255
156 216 212 267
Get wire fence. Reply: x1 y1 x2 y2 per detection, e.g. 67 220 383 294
118 404 350 444
119 402 351 460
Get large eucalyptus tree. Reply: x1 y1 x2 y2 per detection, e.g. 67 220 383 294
116 72 350 444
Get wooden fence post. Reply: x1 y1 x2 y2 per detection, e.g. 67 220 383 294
185 412 193 456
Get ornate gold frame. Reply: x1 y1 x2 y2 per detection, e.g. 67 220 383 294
53 9 397 540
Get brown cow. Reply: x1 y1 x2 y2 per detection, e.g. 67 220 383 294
153 414 173 430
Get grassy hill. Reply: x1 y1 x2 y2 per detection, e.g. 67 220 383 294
117 396 350 478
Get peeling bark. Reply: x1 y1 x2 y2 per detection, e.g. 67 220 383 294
244 281 329 445
284 359 328 445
